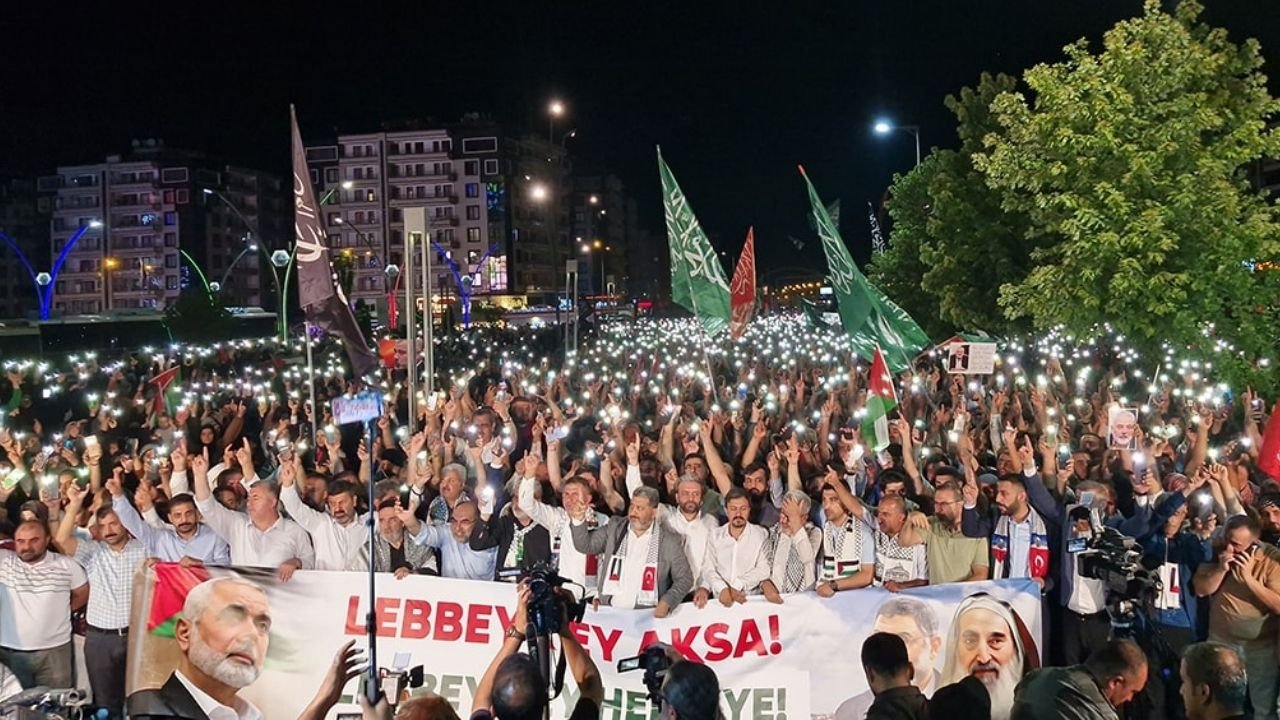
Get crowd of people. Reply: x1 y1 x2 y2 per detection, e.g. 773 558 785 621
0 314 1276 720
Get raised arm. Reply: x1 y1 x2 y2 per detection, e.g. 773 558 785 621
56 482 89 557
699 422 734 497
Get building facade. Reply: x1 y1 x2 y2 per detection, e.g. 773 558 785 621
38 141 285 316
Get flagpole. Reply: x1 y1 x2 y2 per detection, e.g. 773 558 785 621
682 266 719 400
305 322 317 447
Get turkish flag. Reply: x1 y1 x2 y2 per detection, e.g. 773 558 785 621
728 227 756 341
1259 404 1280 480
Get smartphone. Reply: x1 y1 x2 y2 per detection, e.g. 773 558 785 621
126 438 139 455
426 392 440 413
547 425 570 443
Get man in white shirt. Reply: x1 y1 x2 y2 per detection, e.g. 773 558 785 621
518 470 608 597
815 480 877 597
0 520 89 689
189 449 314 578
58 480 149 718
761 491 821 602
127 577 270 720
627 462 719 585
400 502 497 581
693 488 770 608
278 461 367 571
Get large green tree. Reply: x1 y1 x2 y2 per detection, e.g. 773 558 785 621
869 72 1037 338
976 0 1280 386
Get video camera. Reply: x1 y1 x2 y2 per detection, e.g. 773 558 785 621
0 688 90 720
496 564 587 695
1076 522 1160 600
617 645 673 705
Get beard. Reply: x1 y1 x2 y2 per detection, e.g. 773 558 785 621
188 627 262 689
972 657 1023 720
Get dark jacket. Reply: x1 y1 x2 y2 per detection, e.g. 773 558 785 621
126 673 208 720
1011 666 1118 720
865 686 930 720
470 507 552 580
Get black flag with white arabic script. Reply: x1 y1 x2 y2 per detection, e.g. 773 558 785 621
291 105 378 379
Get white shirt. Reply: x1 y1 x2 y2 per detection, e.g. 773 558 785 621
702 523 770 594
610 527 653 609
1068 533 1107 614
0 550 87 650
518 477 607 596
195 497 316 570
280 484 368 571
1007 515 1033 579
660 506 719 585
174 669 262 720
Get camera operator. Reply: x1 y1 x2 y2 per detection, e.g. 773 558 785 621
471 583 603 720
657 658 723 720
1193 515 1280 720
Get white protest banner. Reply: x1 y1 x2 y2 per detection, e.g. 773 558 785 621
126 564 1042 719
331 391 384 425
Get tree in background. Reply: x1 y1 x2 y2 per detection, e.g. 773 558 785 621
976 0 1280 388
165 289 233 343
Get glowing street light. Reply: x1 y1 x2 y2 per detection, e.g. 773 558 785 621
872 117 921 167
548 100 565 117
530 184 549 202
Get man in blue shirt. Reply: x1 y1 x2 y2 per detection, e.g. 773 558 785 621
400 501 496 581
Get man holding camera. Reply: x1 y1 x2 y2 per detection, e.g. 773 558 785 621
470 583 603 720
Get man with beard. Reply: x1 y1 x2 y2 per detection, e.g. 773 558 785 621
761 491 821 601
1011 639 1148 720
112 484 230 565
1258 493 1280 547
279 462 367 571
58 479 148 717
916 484 988 584
628 447 719 586
693 488 769 608
571 486 693 617
0 520 88 689
348 499 437 576
742 461 781 527
843 490 927 592
833 597 943 720
940 593 1040 720
400 501 497 581
128 577 272 720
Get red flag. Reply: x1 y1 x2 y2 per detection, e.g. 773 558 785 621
1260 404 1280 480
149 366 180 416
729 227 757 340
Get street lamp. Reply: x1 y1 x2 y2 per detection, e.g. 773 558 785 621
530 184 549 202
873 118 921 167
319 179 354 206
548 99 565 144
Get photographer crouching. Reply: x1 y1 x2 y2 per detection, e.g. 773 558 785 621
471 581 604 720
617 643 724 720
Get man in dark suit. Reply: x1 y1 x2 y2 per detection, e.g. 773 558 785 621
128 577 272 720
571 486 693 617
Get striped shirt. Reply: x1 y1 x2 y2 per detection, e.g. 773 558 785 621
0 550 88 650
74 538 149 630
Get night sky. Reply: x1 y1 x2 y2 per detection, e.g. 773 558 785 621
3 1 1278 276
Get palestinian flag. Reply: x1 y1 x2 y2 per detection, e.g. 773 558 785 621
862 346 898 453
149 366 181 417
145 563 211 637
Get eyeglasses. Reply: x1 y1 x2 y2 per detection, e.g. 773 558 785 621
448 517 475 526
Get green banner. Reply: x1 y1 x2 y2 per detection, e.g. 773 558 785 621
659 148 732 337
799 166 930 372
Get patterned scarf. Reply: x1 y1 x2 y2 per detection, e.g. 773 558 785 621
768 526 810 593
874 528 926 584
364 530 437 575
501 518 539 575
822 515 864 581
992 506 1050 580
614 521 662 607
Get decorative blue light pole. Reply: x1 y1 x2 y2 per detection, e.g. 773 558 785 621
0 221 99 320
429 241 499 327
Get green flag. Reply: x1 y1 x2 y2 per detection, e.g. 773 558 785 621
659 147 732 337
798 165 930 372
